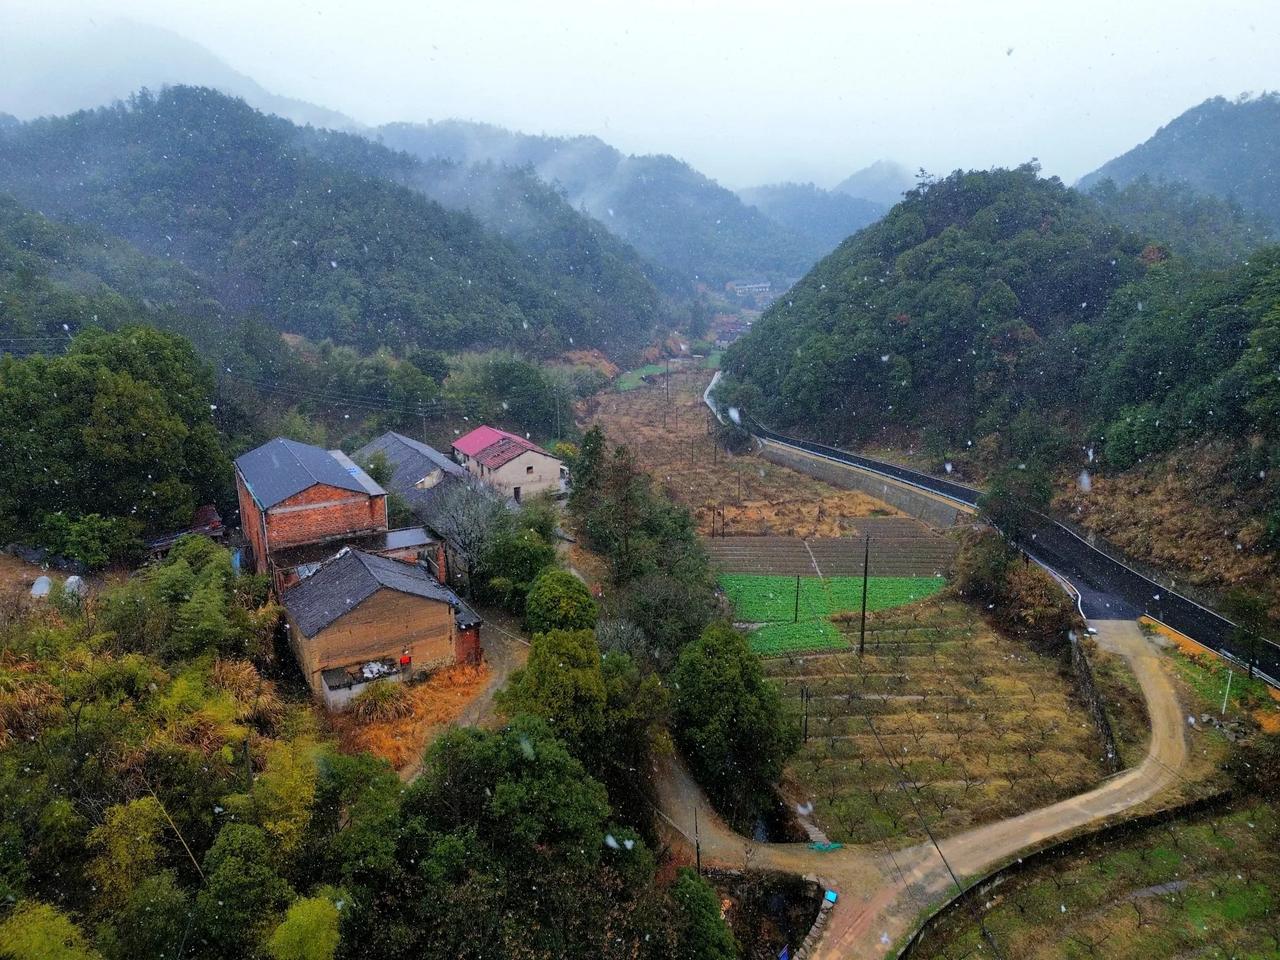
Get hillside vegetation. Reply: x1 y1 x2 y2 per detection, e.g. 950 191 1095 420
0 87 667 357
377 119 826 285
721 163 1280 584
1087 176 1272 268
1079 93 1280 230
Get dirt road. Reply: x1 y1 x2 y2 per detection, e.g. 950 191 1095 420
652 618 1190 956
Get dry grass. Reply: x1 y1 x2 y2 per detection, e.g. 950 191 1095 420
330 663 490 771
579 371 901 538
1053 439 1280 607
763 598 1110 845
350 680 414 723
0 554 43 600
210 658 285 729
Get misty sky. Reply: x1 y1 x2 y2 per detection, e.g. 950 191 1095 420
5 0 1279 188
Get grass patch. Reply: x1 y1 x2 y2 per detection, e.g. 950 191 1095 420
616 363 668 391
719 574 947 624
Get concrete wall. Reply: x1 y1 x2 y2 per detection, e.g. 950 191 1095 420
462 449 563 501
758 441 971 529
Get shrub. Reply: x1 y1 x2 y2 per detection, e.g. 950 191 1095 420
524 569 598 634
36 512 143 569
350 680 413 723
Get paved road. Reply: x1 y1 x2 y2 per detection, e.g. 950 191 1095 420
651 618 1189 957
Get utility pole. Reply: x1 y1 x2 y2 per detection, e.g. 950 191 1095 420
737 464 742 503
693 806 701 874
1221 669 1233 716
859 535 870 656
665 357 671 404
794 574 801 623
802 684 810 743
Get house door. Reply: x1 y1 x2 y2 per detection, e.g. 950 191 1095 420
513 486 521 502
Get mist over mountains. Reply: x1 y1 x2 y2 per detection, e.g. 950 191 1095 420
376 120 832 286
0 18 358 131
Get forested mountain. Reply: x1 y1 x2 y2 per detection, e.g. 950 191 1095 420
721 163 1280 535
1087 176 1272 268
1079 94 1280 229
0 17 358 130
0 87 668 358
737 182 886 251
376 120 825 285
722 165 1146 442
833 159 915 206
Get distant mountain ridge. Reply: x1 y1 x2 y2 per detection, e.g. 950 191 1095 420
737 182 886 251
0 17 359 130
376 119 827 285
833 160 916 206
1079 94 1280 229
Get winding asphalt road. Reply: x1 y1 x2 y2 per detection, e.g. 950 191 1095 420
651 618 1189 957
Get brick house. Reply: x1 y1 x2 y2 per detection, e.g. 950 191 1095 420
280 548 482 710
235 438 389 575
451 426 566 502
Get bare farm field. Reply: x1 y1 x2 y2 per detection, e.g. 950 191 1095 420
763 598 1113 846
581 371 904 537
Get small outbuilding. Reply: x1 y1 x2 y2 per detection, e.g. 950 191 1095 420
281 547 482 710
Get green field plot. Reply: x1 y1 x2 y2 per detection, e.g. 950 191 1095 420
719 574 947 625
749 619 844 655
616 363 668 391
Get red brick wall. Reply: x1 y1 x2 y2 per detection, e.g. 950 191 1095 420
454 624 481 665
235 469 269 573
264 485 387 551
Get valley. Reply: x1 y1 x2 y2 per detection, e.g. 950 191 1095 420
2 9 1280 960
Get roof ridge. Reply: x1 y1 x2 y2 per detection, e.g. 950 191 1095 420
279 437 319 484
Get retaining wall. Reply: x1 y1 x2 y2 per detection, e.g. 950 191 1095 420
759 440 969 530
1069 633 1123 773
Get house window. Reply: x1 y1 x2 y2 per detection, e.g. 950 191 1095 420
513 486 522 502
526 465 534 475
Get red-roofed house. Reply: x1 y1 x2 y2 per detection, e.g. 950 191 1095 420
452 426 566 502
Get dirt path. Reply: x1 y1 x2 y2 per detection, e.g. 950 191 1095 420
652 618 1190 957
398 616 528 782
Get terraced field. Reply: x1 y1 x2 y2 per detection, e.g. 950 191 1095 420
763 599 1110 845
705 532 955 578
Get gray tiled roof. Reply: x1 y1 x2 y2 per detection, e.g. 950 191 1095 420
353 432 469 534
354 432 465 487
282 547 462 637
235 437 384 509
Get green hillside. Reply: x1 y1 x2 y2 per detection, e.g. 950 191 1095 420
1079 94 1280 230
721 161 1280 545
0 87 667 357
